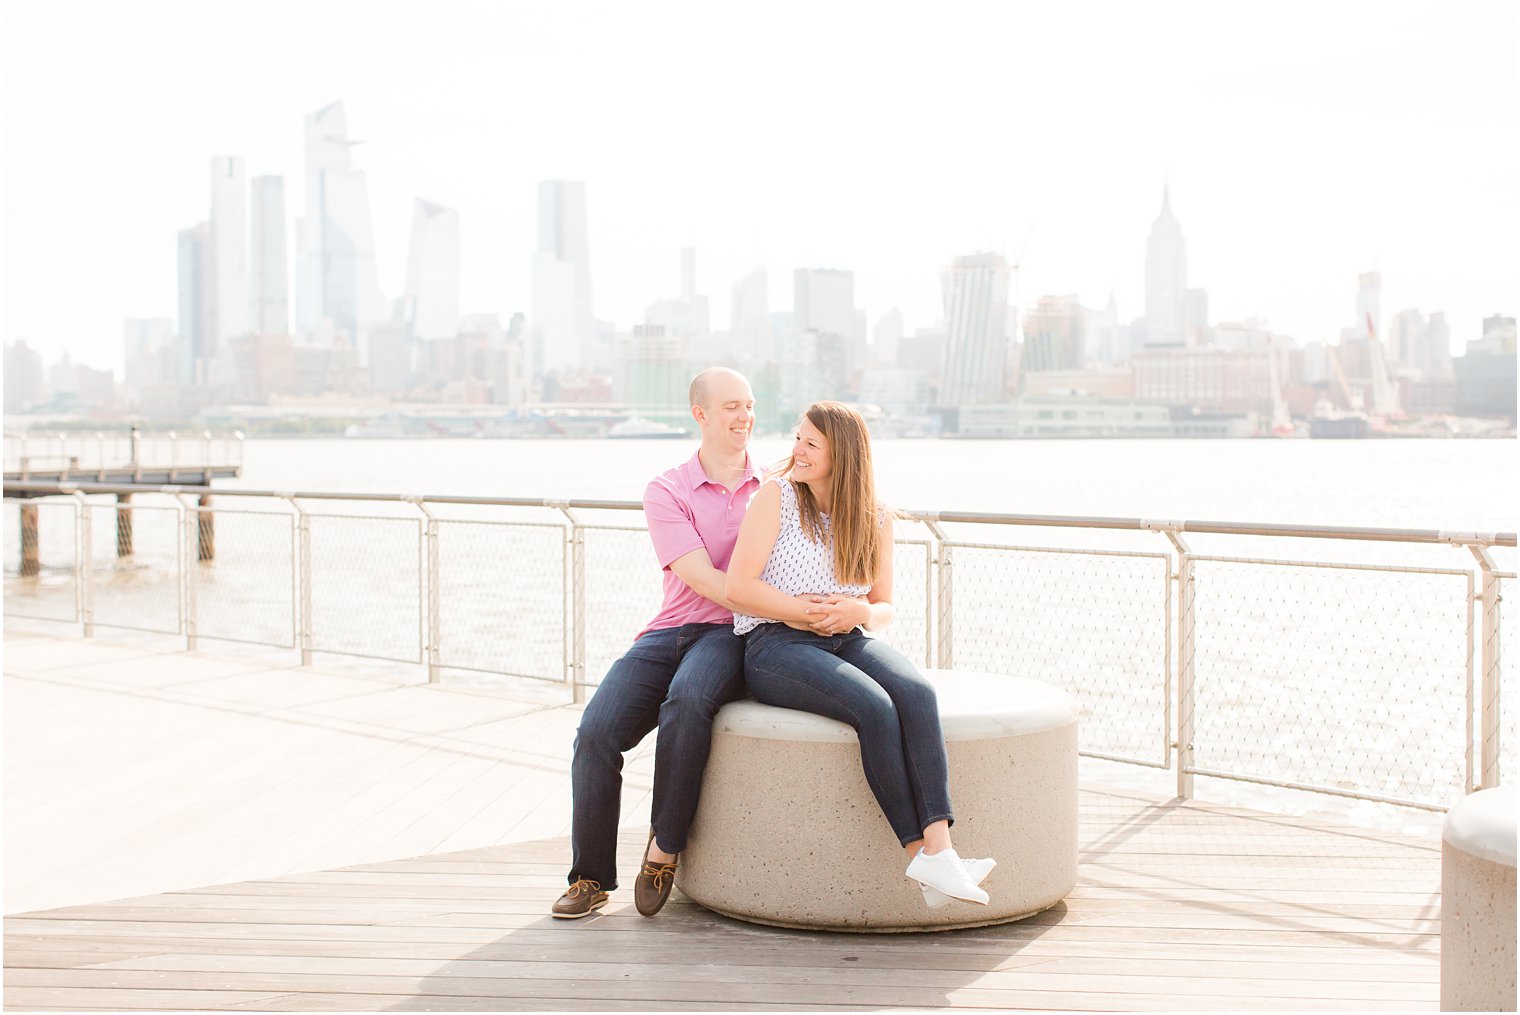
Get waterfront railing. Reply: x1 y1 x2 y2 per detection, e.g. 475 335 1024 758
3 430 245 480
4 479 1513 813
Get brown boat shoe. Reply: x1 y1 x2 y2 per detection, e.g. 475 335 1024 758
634 830 679 916
551 878 608 919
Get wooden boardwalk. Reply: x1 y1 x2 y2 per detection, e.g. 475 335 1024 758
4 628 1443 1011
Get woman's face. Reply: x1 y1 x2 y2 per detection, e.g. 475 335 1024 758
791 417 832 485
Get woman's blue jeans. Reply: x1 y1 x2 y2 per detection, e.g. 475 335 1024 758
569 622 746 891
742 623 954 846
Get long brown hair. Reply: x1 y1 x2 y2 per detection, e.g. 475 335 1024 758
776 401 881 586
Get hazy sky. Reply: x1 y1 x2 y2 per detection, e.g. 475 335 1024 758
2 0 1516 375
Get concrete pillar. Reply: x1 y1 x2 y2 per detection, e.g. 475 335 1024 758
20 503 40 577
116 493 133 557
197 493 215 562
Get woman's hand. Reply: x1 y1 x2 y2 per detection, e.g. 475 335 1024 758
807 594 871 635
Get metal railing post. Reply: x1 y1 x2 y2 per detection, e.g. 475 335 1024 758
176 493 198 651
553 503 586 704
405 497 442 683
924 517 952 670
1469 545 1502 788
1166 530 1196 800
289 496 313 667
69 491 93 637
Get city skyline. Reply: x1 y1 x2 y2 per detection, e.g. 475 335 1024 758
2 0 1515 377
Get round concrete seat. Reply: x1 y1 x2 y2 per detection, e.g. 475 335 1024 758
1441 785 1516 1012
678 669 1078 932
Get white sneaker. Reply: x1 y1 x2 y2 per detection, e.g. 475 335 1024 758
920 856 997 908
905 847 990 905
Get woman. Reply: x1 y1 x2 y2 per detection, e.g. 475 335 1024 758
724 401 994 907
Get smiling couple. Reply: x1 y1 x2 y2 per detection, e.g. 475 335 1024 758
553 367 995 920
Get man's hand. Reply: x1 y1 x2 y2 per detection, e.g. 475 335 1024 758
807 594 871 635
783 593 827 631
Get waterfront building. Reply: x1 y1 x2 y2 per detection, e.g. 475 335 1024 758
857 366 929 417
938 252 1011 405
402 199 461 342
4 340 47 408
249 176 289 336
123 318 175 389
1021 294 1086 373
955 396 1172 438
871 308 903 368
367 322 414 395
296 102 384 348
1089 294 1122 367
617 324 688 425
1131 347 1274 414
898 326 946 382
1020 368 1133 400
794 268 865 377
1144 184 1186 347
1183 287 1209 347
1454 315 1518 420
176 222 211 385
533 180 595 375
210 156 248 353
776 328 846 426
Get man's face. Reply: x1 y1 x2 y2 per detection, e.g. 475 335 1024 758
698 375 755 451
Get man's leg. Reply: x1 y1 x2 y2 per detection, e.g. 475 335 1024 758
567 629 680 894
648 624 747 857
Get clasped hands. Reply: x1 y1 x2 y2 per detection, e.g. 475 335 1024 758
786 592 869 636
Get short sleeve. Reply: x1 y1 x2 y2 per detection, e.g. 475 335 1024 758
644 477 705 570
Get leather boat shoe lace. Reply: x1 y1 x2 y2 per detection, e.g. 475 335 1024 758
551 878 608 919
634 833 679 916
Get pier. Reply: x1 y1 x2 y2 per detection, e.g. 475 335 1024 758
5 628 1443 1011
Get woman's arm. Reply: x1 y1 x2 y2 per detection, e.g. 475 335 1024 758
725 483 824 626
808 513 896 634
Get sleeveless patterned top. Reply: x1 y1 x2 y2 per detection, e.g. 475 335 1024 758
733 479 874 635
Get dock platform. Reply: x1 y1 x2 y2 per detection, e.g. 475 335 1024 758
4 627 1442 1011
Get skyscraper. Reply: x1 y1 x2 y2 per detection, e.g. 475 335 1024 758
1022 295 1086 372
730 267 771 360
533 180 594 374
250 175 289 336
938 252 1011 405
403 198 461 341
176 222 210 384
210 156 248 351
794 268 864 376
1145 184 1187 347
297 102 383 346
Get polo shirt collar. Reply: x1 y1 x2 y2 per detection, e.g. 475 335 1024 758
684 449 761 490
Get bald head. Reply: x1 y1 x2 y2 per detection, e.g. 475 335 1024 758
689 367 749 410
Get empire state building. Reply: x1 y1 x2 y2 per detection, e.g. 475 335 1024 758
1145 184 1187 347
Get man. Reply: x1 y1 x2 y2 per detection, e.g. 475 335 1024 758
553 367 762 919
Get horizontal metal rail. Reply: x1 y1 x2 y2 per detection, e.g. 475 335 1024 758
6 481 1513 547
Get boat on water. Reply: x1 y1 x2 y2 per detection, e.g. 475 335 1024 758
607 418 689 439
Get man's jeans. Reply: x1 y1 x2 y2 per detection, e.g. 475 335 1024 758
742 623 954 847
568 622 745 890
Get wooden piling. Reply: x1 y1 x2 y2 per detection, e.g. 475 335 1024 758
116 493 133 557
197 494 215 561
20 503 40 577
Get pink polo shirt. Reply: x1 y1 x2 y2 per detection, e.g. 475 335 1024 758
638 450 762 638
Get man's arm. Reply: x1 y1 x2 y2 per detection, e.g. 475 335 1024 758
667 547 741 613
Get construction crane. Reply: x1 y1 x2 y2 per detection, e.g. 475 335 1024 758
1364 311 1402 418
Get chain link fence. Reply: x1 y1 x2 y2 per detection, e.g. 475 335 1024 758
1187 558 1473 808
433 519 567 679
305 514 423 664
189 506 297 648
1499 571 1515 784
89 503 182 635
942 543 1172 766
